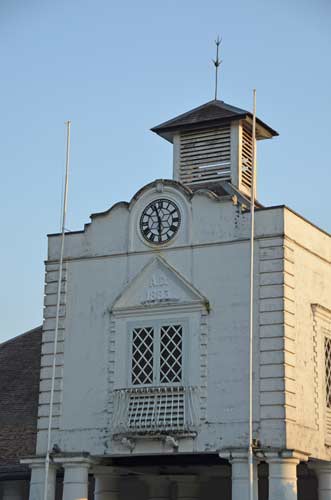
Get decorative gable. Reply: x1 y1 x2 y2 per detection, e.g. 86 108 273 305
111 256 208 314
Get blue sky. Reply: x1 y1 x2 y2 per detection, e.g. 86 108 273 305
1 0 330 342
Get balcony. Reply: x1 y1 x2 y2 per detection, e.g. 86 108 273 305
112 386 198 437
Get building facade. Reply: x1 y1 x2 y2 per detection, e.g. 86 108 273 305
2 99 331 500
0 327 42 500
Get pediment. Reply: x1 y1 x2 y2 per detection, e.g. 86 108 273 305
112 256 207 311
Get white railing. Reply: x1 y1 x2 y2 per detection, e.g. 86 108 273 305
112 386 198 436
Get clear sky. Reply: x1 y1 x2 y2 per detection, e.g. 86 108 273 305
1 0 330 342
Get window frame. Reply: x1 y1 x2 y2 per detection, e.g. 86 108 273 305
325 335 331 410
127 318 187 389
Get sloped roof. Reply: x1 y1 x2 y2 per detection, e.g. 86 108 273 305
151 99 278 142
0 326 42 478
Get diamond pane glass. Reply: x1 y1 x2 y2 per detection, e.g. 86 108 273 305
131 327 154 385
160 324 182 383
325 337 331 408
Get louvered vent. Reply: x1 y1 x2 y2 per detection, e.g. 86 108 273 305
241 125 253 190
178 126 231 185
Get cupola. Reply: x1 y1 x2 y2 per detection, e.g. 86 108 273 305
151 100 278 199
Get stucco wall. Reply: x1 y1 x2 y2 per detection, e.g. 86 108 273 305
36 181 330 461
284 209 331 460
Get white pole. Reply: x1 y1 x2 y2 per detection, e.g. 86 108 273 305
43 121 71 500
248 89 257 500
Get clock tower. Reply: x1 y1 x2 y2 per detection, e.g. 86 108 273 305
152 99 278 200
22 95 331 500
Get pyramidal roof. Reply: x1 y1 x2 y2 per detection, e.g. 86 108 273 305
151 99 278 142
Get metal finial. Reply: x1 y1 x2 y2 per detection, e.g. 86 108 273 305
212 35 222 100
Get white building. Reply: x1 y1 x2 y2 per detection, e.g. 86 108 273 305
11 99 331 499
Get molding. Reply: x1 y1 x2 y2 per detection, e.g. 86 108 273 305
45 230 331 267
199 311 208 422
38 262 67 432
308 460 331 473
312 307 321 431
111 255 208 313
312 304 331 446
91 465 124 476
105 318 116 443
45 233 293 266
111 301 207 319
264 450 309 462
20 457 57 468
52 455 93 467
311 304 331 322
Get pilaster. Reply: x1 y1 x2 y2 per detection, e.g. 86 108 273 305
93 467 121 500
24 461 57 500
172 475 199 500
145 475 170 500
309 462 331 500
259 237 296 445
1 480 29 500
59 457 91 500
265 451 307 500
228 452 258 500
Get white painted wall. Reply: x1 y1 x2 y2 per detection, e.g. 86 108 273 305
36 180 331 462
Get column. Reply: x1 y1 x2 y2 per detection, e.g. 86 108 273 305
267 455 300 500
62 460 90 500
29 464 57 500
2 480 28 500
174 475 199 500
230 453 258 500
199 465 231 500
310 462 331 500
94 468 121 500
145 475 170 500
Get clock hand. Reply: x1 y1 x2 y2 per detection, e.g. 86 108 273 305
152 204 162 232
157 215 162 237
150 204 162 238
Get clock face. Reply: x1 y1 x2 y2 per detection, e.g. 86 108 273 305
140 199 181 245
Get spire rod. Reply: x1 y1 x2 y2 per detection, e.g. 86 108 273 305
212 35 222 100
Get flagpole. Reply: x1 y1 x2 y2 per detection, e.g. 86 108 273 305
43 120 71 500
248 89 257 500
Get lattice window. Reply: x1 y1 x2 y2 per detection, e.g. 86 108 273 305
131 327 154 385
130 323 183 387
325 337 331 408
160 325 182 383
113 320 198 436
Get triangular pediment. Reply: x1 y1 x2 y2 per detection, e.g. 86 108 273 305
112 256 207 312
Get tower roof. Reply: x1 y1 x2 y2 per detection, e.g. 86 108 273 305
151 99 278 143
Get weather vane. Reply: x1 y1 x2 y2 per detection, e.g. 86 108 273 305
212 35 222 100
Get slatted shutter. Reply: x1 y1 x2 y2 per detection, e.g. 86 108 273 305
241 125 253 190
178 126 231 185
